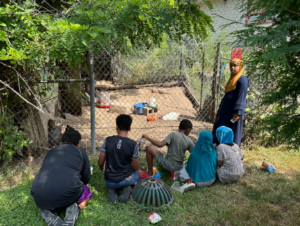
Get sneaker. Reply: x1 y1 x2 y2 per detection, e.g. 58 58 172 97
108 188 119 203
62 203 81 226
183 182 196 192
39 209 63 226
119 186 131 203
170 171 180 181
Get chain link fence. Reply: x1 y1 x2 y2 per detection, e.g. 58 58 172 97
1 33 236 190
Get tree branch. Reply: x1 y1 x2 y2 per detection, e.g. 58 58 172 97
0 62 43 109
287 35 300 39
286 9 300 17
64 4 76 16
0 79 54 120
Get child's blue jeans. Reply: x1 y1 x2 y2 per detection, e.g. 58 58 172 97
105 171 140 189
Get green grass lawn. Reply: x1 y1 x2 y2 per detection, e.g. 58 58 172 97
1 146 300 226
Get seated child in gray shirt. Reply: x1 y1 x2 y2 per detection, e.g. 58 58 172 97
142 119 194 178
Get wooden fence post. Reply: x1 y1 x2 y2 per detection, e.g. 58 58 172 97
211 42 221 123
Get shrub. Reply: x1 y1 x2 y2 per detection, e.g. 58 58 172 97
0 114 29 166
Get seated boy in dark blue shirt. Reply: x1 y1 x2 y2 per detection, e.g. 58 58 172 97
98 114 140 203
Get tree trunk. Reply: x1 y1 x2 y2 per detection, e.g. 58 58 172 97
26 106 48 150
94 51 112 81
59 67 82 116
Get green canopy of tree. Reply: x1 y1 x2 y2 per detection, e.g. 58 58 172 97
0 0 214 163
233 0 300 149
0 0 214 69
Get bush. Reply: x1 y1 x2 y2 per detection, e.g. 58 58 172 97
0 114 29 166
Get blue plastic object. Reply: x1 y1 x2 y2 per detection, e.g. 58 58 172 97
154 171 162 179
133 102 148 115
267 165 276 173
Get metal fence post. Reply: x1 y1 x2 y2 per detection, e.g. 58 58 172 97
89 51 96 155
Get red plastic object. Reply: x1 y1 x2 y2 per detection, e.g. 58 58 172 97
138 170 148 179
97 104 110 108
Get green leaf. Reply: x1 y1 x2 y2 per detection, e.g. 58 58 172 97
0 30 6 41
82 40 88 46
96 10 105 17
74 8 85 15
138 14 144 21
147 19 152 28
88 31 98 38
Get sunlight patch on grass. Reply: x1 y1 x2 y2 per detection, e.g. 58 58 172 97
244 145 300 177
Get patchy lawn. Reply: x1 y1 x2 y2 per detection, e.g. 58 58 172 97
0 146 300 226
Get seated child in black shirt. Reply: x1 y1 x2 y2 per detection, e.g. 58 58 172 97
98 114 140 203
31 126 92 226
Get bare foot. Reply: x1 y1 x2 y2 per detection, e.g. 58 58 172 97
78 199 88 210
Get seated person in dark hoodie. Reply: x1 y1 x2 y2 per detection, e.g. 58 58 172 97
31 126 92 226
98 114 140 203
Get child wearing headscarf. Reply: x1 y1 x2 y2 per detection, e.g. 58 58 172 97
216 126 245 184
179 131 217 190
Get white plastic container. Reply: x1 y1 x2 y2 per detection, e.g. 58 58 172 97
171 181 185 194
99 93 110 108
149 97 156 107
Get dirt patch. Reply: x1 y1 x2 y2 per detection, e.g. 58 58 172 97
54 86 213 155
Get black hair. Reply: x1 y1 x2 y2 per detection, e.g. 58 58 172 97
61 125 82 145
179 119 193 130
116 114 132 131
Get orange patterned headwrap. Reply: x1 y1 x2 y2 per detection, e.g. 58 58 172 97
224 58 244 93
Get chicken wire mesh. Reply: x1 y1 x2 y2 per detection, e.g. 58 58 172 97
92 37 226 151
0 35 234 191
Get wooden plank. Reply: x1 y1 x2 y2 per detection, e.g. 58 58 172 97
182 82 200 109
109 102 132 114
211 43 221 123
94 81 179 90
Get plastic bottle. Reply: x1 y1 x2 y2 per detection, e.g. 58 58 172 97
90 166 93 175
149 97 156 107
